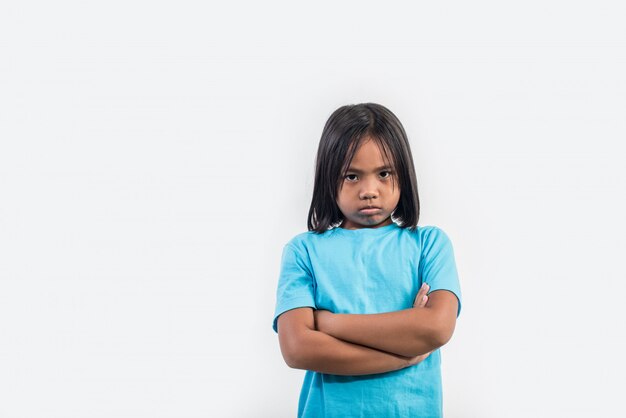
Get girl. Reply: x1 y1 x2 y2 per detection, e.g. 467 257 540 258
273 103 462 418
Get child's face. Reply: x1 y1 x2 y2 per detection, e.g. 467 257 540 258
336 137 400 230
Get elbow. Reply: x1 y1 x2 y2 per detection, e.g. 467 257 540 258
280 343 299 369
431 320 456 348
282 346 303 369
432 328 453 348
416 331 449 355
276 309 318 370
403 325 447 357
283 354 299 369
279 333 309 370
283 349 313 371
409 316 455 354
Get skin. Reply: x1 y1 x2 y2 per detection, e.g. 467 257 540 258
336 136 400 230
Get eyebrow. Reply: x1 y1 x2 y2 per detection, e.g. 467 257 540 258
346 165 393 174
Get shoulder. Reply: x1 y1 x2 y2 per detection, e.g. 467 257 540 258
281 229 328 258
285 230 319 248
403 225 452 244
410 226 456 257
418 225 451 239
284 227 336 248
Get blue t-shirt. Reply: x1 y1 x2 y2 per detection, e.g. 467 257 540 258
273 223 462 418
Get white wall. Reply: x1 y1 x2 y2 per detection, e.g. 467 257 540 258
1 1 625 417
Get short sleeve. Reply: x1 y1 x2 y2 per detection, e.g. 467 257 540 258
419 227 462 318
272 243 317 333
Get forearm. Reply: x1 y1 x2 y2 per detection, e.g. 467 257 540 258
284 328 413 376
317 307 441 358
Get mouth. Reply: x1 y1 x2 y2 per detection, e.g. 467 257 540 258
358 207 382 215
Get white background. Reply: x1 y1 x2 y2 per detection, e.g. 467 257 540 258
1 1 625 417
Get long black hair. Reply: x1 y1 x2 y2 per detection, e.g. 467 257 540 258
307 103 420 233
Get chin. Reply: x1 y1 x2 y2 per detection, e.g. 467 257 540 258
356 216 390 227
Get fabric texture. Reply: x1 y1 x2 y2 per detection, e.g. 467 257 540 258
273 223 462 418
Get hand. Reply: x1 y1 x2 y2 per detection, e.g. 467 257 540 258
313 309 333 332
413 282 430 308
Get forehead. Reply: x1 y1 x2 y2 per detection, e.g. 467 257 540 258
346 138 393 170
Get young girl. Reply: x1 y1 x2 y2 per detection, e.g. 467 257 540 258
273 103 462 418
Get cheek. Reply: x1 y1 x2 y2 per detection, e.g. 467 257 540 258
391 180 400 195
389 185 401 203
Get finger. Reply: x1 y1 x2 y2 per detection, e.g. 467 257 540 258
415 283 427 301
413 283 430 307
413 289 424 307
413 290 423 307
415 294 428 308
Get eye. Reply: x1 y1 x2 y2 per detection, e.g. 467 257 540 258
345 174 358 182
380 170 392 179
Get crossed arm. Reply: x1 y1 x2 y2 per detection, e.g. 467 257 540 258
277 284 459 376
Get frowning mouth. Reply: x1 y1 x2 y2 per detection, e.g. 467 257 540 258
359 207 382 215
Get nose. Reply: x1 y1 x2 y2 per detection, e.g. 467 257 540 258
359 177 379 200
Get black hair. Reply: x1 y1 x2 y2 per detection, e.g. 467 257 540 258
307 103 420 233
